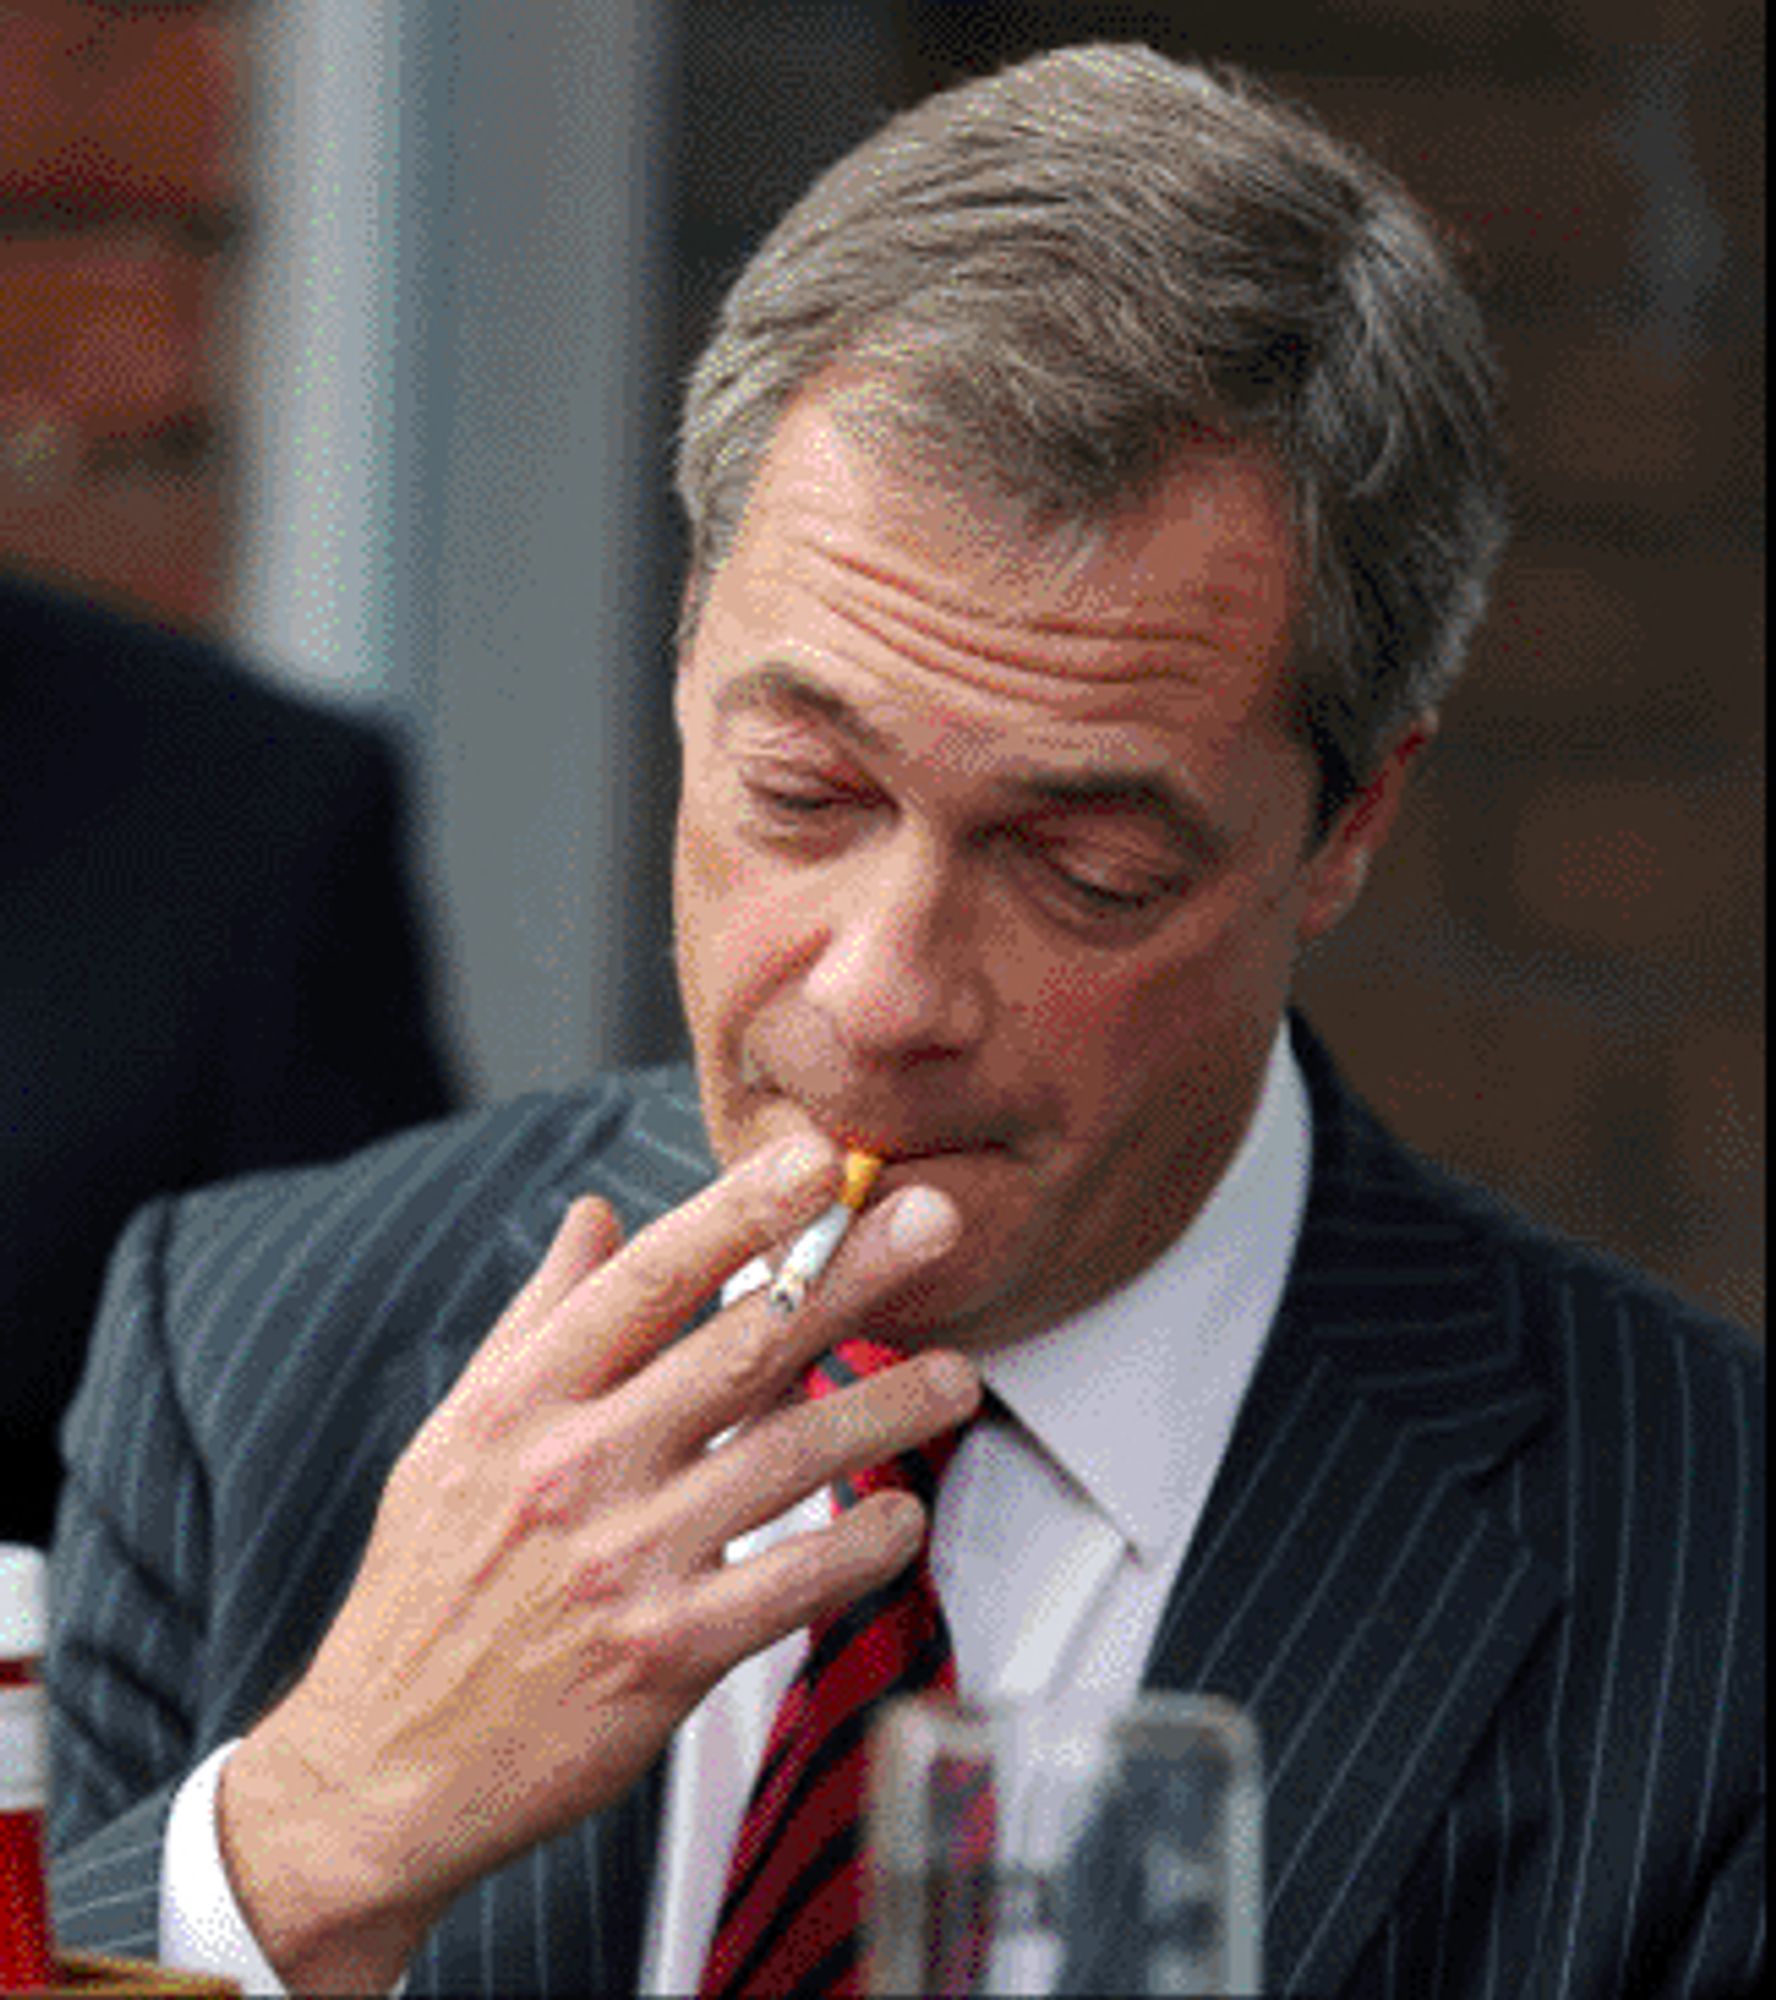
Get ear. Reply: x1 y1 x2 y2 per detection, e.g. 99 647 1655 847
1297 713 1437 943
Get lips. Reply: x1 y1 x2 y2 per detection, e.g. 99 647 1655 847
798 1102 1009 1163
737 1049 1010 1163
830 1122 1007 1163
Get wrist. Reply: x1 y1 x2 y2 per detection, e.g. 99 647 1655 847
217 1723 441 1995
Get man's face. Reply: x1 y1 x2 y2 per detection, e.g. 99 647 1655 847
674 387 1405 1352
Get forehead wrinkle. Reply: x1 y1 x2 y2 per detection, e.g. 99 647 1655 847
817 539 1262 645
811 566 1240 700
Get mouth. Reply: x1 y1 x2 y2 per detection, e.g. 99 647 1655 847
737 1053 1012 1166
835 1127 1010 1167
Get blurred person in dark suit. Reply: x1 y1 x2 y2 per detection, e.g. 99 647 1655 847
1 567 457 1544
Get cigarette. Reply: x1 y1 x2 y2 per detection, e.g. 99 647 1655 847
768 1148 883 1313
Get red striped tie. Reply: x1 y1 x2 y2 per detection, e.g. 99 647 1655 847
697 1338 970 1999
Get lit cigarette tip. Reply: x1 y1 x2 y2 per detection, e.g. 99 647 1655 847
767 1265 815 1315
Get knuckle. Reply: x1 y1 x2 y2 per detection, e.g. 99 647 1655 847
617 1235 697 1328
706 1309 784 1407
566 1522 647 1610
587 1597 694 1701
510 1449 588 1533
757 1411 828 1500
732 1166 795 1246
444 1382 519 1451
618 1604 680 1682
509 1414 623 1532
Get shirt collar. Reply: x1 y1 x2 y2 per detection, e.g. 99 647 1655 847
978 1026 1311 1563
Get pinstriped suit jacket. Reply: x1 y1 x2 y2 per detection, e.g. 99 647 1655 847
45 1024 1764 1997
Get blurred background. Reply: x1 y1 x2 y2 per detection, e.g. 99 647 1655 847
1 0 1763 1332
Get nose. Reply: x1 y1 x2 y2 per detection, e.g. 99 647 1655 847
801 833 989 1061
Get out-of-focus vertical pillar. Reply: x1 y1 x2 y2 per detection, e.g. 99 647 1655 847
230 0 411 705
231 0 678 1096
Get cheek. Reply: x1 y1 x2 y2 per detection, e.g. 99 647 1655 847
674 800 810 1028
1015 953 1186 1134
1012 901 1289 1126
1014 892 1259 1049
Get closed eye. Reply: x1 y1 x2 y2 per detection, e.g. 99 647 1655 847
745 778 865 817
739 774 879 848
738 766 1188 934
1055 869 1169 911
1011 833 1188 931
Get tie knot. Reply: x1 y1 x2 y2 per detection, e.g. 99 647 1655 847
806 1337 970 1504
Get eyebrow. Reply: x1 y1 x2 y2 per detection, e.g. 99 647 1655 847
712 661 1225 862
713 662 893 752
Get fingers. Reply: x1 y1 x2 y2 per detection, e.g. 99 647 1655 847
517 1197 626 1325
476 1135 844 1409
635 1183 965 1467
646 1492 931 1688
449 1196 625 1417
677 1340 980 1559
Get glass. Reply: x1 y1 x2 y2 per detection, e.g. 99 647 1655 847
866 1690 1262 1996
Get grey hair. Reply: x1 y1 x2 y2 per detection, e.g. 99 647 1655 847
677 44 1508 824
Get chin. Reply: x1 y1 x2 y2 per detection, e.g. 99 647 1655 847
858 1231 1033 1353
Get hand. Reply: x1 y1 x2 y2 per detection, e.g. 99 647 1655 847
216 1135 973 1993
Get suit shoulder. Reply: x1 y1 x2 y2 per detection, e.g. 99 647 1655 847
1294 1020 1762 1415
1 572 383 767
81 1068 711 1456
1374 1140 1766 1535
150 1065 707 1252
1427 1151 1760 1386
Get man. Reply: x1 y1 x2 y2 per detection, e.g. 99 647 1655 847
47 45 1762 1998
1 567 456 1547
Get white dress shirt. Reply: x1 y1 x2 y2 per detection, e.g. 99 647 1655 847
161 1030 1309 1993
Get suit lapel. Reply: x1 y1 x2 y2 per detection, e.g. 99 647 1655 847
499 1062 719 1280
1142 1025 1564 1995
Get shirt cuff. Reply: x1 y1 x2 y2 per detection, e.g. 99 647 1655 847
159 1740 409 1998
159 1740 289 1995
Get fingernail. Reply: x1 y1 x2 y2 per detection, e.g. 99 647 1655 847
880 1491 927 1544
925 1350 980 1409
887 1186 960 1261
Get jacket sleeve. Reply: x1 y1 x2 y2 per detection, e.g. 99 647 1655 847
45 1196 209 1958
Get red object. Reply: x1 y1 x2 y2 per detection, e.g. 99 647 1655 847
0 1807 57 1990
698 1340 973 1998
0 1657 56 1992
